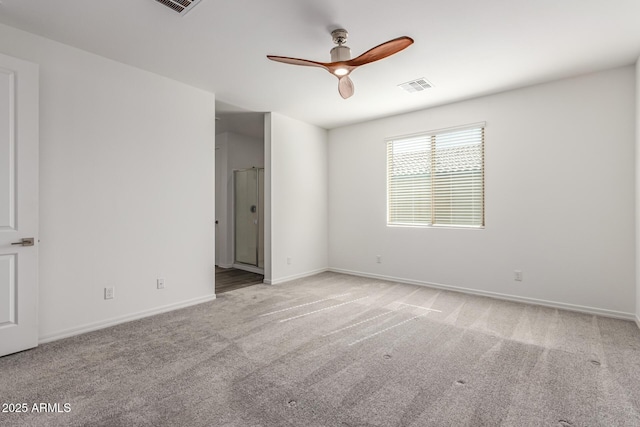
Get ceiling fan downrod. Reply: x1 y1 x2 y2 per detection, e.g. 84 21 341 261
330 29 351 62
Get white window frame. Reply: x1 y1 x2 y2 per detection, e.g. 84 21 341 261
386 122 485 229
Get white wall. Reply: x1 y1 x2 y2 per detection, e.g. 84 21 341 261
214 131 264 267
0 24 216 340
329 66 636 317
267 113 329 283
636 58 640 326
215 134 229 267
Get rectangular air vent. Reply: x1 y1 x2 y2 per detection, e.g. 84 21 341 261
398 78 433 93
154 0 201 15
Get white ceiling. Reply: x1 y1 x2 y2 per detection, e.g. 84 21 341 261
1 0 640 129
215 101 265 139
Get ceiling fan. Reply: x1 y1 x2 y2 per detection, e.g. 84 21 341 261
267 29 414 99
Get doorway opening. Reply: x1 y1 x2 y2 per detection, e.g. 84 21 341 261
215 101 266 293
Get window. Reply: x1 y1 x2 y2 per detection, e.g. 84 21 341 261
387 124 485 228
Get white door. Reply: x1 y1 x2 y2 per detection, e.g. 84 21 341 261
0 53 39 357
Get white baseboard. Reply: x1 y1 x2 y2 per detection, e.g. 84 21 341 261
329 268 636 321
636 315 640 330
264 267 329 285
39 293 217 344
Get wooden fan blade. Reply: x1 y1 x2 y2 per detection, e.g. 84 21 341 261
267 55 328 71
338 76 354 99
346 36 414 67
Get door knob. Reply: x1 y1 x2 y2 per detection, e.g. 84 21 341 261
11 238 34 247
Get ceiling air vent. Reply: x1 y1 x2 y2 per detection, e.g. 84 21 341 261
398 78 433 93
154 0 201 15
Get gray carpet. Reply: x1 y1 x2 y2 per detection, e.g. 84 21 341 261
1 272 640 426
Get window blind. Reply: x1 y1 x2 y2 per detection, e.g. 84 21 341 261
387 125 484 227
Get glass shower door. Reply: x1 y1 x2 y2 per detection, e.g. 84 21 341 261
257 168 264 268
234 169 260 266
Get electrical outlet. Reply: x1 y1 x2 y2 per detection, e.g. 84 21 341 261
376 255 382 264
514 270 523 281
104 287 114 300
157 278 165 290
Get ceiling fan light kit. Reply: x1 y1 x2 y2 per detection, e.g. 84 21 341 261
267 29 414 99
